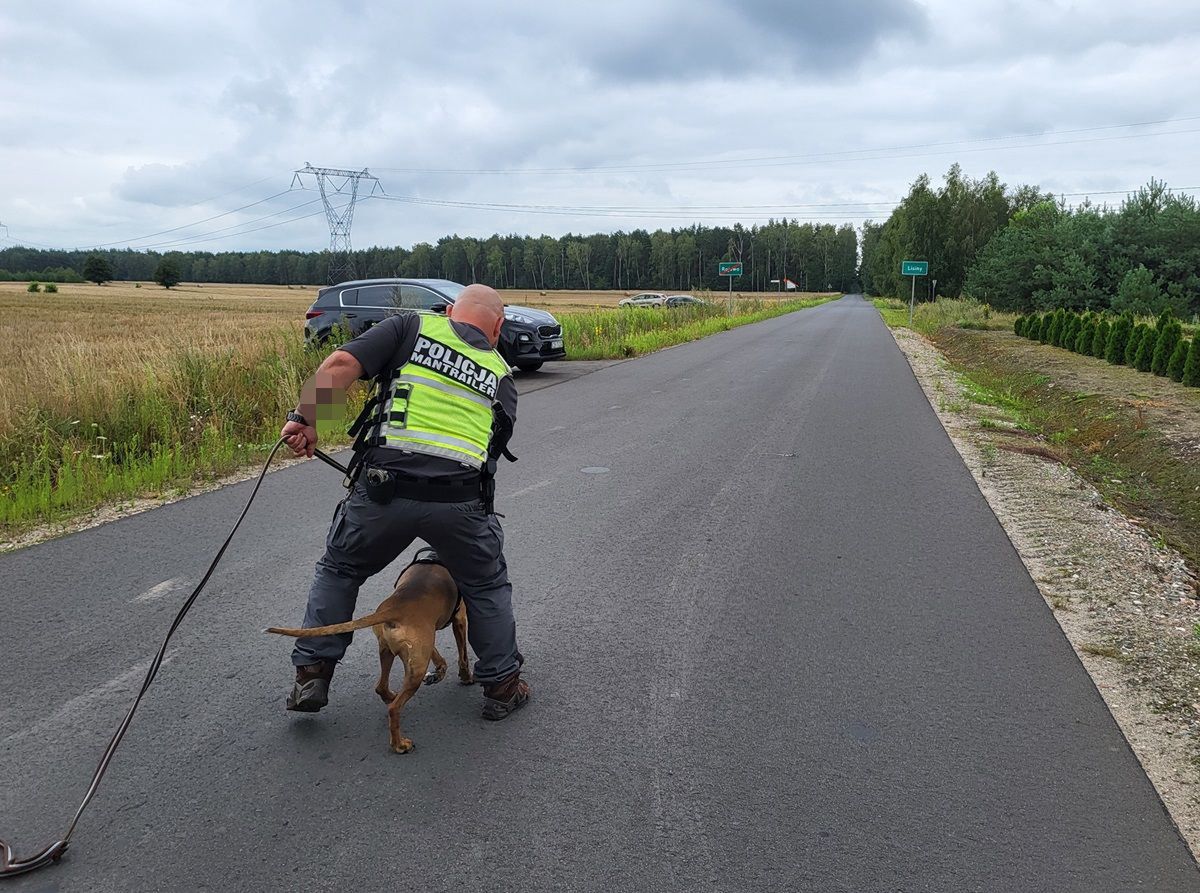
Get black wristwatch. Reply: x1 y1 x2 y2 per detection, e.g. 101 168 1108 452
286 410 308 426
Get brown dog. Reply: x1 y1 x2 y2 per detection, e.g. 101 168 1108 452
267 554 472 753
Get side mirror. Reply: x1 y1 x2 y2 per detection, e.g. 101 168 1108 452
431 303 448 314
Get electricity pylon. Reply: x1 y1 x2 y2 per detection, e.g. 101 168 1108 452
292 163 382 283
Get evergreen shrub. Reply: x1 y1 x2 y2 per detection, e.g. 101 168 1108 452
1167 338 1189 382
1126 323 1149 366
1151 320 1182 377
1105 312 1134 365
1091 319 1111 358
1181 338 1199 386
1133 326 1155 372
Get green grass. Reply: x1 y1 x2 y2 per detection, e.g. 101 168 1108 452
561 295 837 359
872 297 909 328
872 296 1017 337
936 328 1200 566
1 297 837 540
1 330 360 538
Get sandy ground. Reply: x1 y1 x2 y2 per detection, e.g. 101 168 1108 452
891 325 1200 858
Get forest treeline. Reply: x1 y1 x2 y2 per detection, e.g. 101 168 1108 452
861 166 1200 318
0 221 859 293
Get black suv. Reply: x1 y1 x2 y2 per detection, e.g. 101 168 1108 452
304 278 566 371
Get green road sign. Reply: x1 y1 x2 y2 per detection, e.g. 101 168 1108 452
718 261 743 276
901 260 928 276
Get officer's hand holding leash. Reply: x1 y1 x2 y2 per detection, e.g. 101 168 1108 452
282 410 317 458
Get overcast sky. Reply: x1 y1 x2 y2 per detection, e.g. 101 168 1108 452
2 0 1199 254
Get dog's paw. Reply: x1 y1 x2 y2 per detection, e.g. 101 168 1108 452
391 738 414 754
423 670 445 686
458 673 475 686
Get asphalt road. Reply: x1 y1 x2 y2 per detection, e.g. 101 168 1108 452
2 295 1197 892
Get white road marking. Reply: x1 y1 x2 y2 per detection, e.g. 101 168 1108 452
1 653 175 748
506 479 554 499
133 577 187 603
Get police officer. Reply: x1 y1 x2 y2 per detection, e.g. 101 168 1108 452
279 284 529 721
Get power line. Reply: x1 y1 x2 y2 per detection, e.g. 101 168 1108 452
367 194 894 221
129 197 324 250
79 189 297 249
84 172 292 232
371 115 1200 176
5 179 1198 254
130 203 342 252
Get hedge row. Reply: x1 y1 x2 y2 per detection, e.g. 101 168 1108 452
1013 308 1199 387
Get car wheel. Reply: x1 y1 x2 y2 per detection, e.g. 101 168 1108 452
515 361 544 372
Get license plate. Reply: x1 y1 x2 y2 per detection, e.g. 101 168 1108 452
551 339 563 349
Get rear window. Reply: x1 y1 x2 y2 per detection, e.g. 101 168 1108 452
356 284 404 308
338 287 359 306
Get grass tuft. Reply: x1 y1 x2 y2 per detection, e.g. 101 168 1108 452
560 296 835 359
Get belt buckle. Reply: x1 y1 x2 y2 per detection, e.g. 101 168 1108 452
366 467 390 486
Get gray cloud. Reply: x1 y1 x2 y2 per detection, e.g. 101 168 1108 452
585 0 927 82
1 0 1198 252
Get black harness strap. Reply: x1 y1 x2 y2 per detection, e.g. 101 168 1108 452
403 548 463 628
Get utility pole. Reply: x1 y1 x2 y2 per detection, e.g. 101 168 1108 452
292 163 382 284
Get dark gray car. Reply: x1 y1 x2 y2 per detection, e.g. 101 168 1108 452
303 278 566 371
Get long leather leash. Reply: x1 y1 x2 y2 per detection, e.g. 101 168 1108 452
1 439 345 878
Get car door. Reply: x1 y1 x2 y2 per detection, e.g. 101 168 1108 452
400 284 448 311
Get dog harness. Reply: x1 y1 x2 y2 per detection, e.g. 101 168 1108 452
406 547 462 628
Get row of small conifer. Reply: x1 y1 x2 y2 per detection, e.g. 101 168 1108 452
1013 308 1199 387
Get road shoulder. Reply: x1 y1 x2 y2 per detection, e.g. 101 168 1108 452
888 324 1200 859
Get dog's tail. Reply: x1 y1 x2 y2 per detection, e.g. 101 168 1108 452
266 607 398 638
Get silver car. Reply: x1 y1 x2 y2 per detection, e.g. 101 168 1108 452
618 292 667 308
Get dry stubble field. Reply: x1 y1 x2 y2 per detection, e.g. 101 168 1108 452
0 280 823 433
0 280 832 538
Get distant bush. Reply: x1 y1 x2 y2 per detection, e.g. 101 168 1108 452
27 281 40 293
83 254 114 285
44 282 58 293
1013 316 1026 336
0 267 84 283
154 259 181 289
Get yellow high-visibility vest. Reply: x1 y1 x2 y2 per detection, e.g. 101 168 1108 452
371 315 511 469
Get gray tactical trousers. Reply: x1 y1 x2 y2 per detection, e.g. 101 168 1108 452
291 480 520 685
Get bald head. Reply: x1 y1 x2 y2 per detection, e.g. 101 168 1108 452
447 284 505 347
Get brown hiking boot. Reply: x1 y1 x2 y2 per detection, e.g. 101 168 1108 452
481 671 530 721
287 660 335 712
